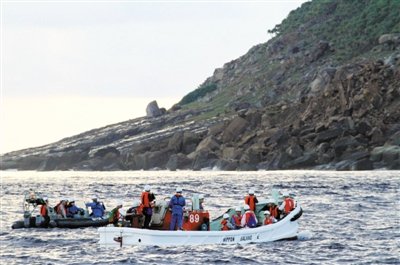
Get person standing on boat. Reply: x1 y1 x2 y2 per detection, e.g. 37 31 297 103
279 192 295 217
241 204 258 228
40 197 50 227
263 210 277 225
230 207 242 229
244 189 258 212
85 197 106 218
141 185 156 229
169 187 186 230
221 214 234 231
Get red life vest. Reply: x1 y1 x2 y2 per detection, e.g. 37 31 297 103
268 205 279 218
284 198 295 213
221 219 230 231
141 192 150 207
232 214 241 226
264 217 273 225
245 195 257 211
40 205 47 216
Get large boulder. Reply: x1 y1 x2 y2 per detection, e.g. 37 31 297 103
146 100 164 117
222 116 249 143
166 153 192 171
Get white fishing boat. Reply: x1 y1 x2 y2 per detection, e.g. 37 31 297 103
98 203 302 247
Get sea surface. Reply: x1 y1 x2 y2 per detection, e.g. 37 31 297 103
0 170 399 264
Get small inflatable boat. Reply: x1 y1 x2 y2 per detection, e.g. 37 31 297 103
11 191 110 229
98 196 303 247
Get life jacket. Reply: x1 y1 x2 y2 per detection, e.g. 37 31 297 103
284 198 295 213
141 192 150 207
268 205 279 219
264 216 273 225
40 205 48 216
232 214 241 227
245 195 257 211
221 219 230 231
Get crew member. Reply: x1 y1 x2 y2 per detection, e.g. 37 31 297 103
199 194 205 210
85 197 106 217
169 187 186 230
109 201 123 226
55 199 68 218
221 214 234 231
241 204 258 228
40 197 50 227
279 192 295 217
230 207 242 229
244 189 258 212
66 199 83 218
263 210 276 225
141 185 156 229
267 198 280 220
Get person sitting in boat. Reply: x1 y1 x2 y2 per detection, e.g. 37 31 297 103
109 201 123 226
66 199 84 218
244 189 258 212
55 199 68 218
40 197 50 227
85 197 106 218
241 204 258 228
263 210 277 225
230 207 242 229
266 197 280 221
279 192 295 217
221 214 234 231
169 187 186 231
141 185 156 229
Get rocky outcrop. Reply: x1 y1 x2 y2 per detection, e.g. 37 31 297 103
146 100 165 118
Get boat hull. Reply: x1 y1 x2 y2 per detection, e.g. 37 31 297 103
99 205 302 247
12 217 109 229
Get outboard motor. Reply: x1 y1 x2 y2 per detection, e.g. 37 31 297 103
23 211 31 228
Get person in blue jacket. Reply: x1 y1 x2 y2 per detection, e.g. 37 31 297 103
66 199 83 218
169 187 186 230
85 197 106 218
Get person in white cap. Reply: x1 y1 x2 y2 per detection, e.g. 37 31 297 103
244 189 259 212
85 196 106 218
109 201 123 226
230 206 243 229
221 213 234 231
140 185 156 229
279 192 295 217
241 204 258 228
169 187 186 230
66 198 83 218
263 210 276 225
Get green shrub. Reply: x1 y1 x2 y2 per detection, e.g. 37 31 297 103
179 83 218 105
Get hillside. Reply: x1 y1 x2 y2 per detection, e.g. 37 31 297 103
1 0 399 171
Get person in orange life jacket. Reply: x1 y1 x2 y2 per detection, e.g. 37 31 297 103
55 199 68 218
221 213 234 231
66 199 83 218
266 197 280 220
279 192 295 217
230 206 242 229
241 204 258 228
109 201 123 226
85 197 106 218
263 210 277 225
169 187 186 230
40 197 50 227
244 189 258 212
141 185 156 229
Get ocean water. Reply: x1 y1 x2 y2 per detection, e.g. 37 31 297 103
0 170 399 265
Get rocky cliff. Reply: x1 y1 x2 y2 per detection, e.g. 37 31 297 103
1 0 399 171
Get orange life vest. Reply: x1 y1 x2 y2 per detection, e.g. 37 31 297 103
40 205 48 216
221 219 230 231
232 214 241 226
284 198 295 213
245 195 257 211
268 205 279 218
141 192 150 207
264 217 273 225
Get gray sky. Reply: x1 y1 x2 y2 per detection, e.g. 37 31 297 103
1 0 306 153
